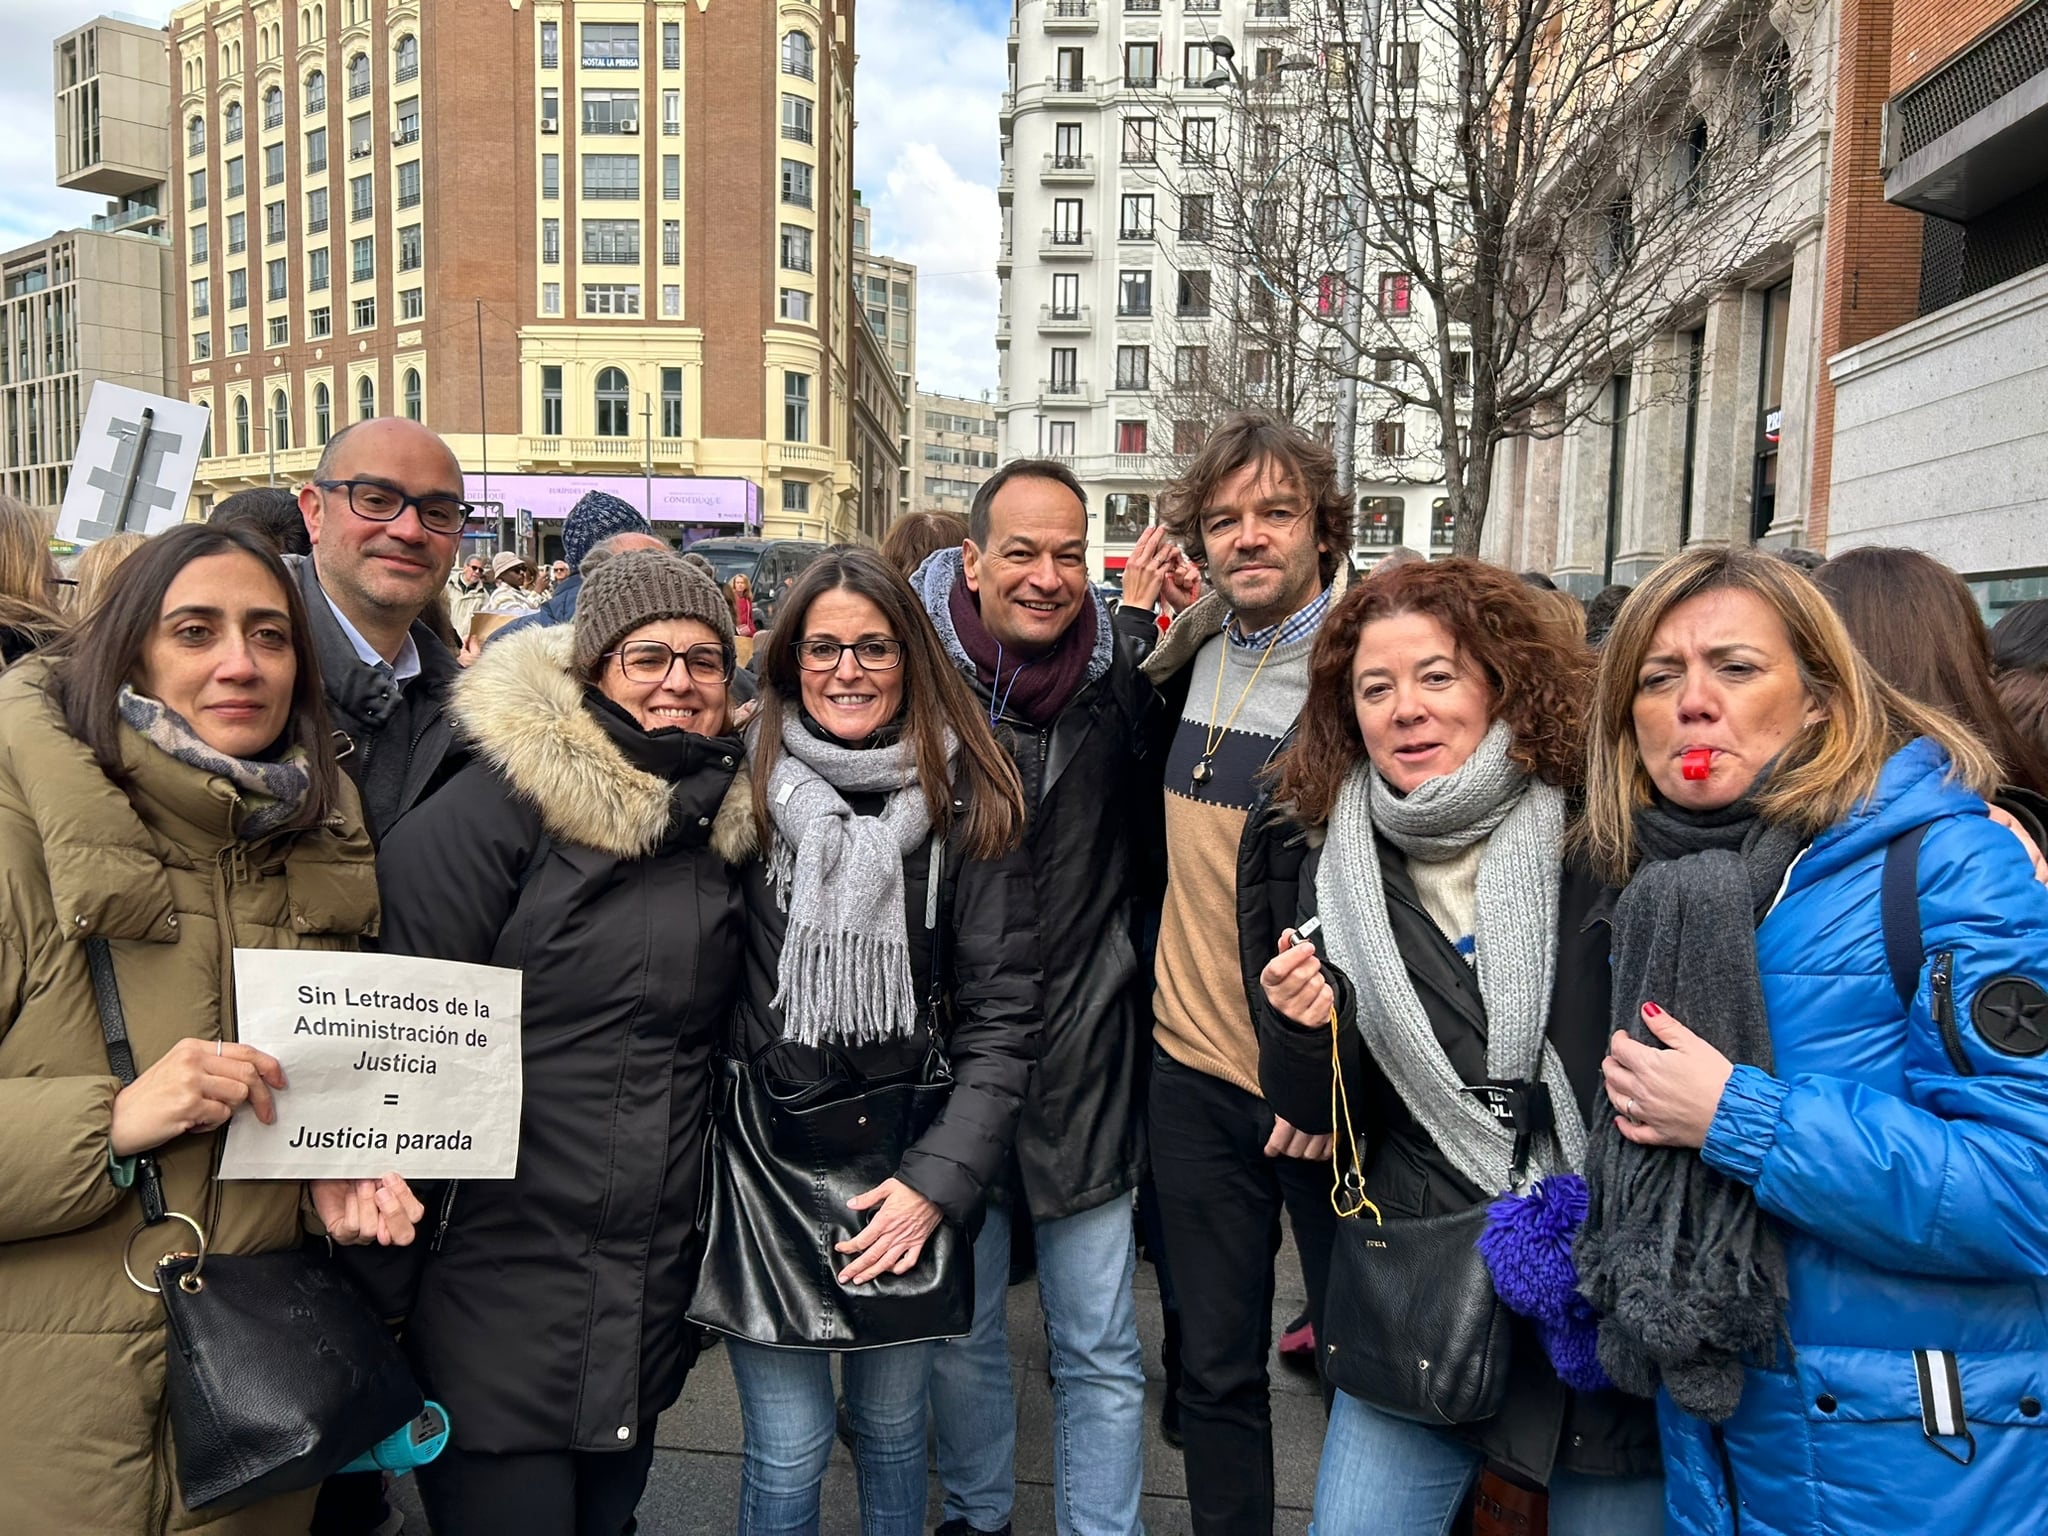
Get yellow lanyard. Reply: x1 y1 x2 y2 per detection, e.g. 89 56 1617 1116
1192 629 1284 787
1329 999 1382 1224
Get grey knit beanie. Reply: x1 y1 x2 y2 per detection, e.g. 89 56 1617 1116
573 549 736 677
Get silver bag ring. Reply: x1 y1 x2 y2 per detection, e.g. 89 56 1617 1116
122 1211 208 1294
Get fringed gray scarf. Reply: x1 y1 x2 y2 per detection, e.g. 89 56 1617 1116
1317 721 1583 1194
118 686 312 839
760 712 955 1048
1575 792 1801 1423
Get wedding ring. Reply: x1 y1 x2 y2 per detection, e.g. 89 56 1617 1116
1625 1096 1639 1121
216 1039 223 1056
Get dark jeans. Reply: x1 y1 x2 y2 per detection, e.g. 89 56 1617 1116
415 1421 659 1536
1149 1047 1336 1536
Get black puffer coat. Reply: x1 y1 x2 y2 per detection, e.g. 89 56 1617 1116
373 625 753 1456
1250 807 1661 1486
912 553 1164 1220
730 738 1043 1224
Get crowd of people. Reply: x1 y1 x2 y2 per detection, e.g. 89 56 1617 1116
1 408 2045 1536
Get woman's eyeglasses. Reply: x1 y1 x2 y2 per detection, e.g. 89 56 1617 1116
792 639 904 672
608 640 734 686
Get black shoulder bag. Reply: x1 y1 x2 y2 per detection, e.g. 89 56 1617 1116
88 937 425 1513
689 838 975 1349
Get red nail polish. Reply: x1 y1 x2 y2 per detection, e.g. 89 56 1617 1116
1643 1001 1663 1018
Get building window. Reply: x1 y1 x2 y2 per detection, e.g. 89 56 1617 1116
782 479 810 515
229 268 248 310
542 218 560 264
663 155 681 200
271 390 291 451
191 168 208 210
1182 117 1215 163
314 382 331 444
1377 272 1411 315
541 364 563 433
396 98 420 147
663 21 680 68
541 153 560 199
400 287 422 320
307 186 328 233
398 224 421 271
663 89 680 136
1121 116 1156 163
1052 198 1084 244
357 375 375 419
1115 345 1149 390
349 115 372 159
230 323 249 354
403 367 422 420
1173 420 1205 454
780 224 812 272
662 219 680 265
1181 193 1213 241
226 156 245 200
397 160 421 208
1375 419 1406 457
583 219 640 263
540 21 558 69
188 115 206 156
781 30 814 80
661 367 683 435
780 287 811 322
582 283 641 315
309 247 329 290
784 371 810 441
351 237 374 281
1246 349 1271 385
1104 492 1149 540
1043 420 1076 455
1116 419 1148 455
1118 269 1152 316
235 396 250 454
1175 270 1211 317
595 366 630 434
782 94 813 144
661 283 680 316
582 154 639 200
265 201 285 245
581 23 639 69
347 53 369 100
191 277 211 316
541 87 560 132
395 34 419 83
225 101 244 144
1124 42 1157 87
307 126 327 173
1317 273 1346 315
309 305 331 338
1758 41 1792 147
353 296 376 330
582 89 641 135
781 158 814 208
306 70 325 111
1173 344 1208 386
1119 193 1154 240
1358 496 1404 547
350 175 373 222
541 282 561 315
263 87 284 129
225 213 245 255
191 224 210 263
267 258 287 300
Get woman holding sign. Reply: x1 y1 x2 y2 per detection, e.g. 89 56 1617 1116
0 522 417 1536
375 550 757 1535
706 548 1040 1536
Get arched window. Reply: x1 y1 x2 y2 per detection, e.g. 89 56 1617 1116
305 69 325 112
234 396 250 456
263 86 283 129
780 30 814 80
313 381 331 444
346 52 370 100
402 368 422 421
594 367 629 436
187 115 206 156
223 100 243 143
395 34 419 82
271 390 291 451
357 375 375 420
1758 40 1794 147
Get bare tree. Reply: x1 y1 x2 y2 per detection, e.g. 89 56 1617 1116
1125 0 1804 555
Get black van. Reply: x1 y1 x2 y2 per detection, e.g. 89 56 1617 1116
687 537 828 631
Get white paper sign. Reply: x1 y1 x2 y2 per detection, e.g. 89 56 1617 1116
219 950 523 1181
56 383 212 544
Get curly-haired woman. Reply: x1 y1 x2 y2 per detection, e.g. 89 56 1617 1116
1255 558 1662 1534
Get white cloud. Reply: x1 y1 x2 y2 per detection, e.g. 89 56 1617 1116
853 0 1008 401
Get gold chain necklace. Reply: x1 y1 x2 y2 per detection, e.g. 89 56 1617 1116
1191 628 1285 789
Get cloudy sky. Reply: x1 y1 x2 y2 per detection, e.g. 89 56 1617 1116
0 0 1007 397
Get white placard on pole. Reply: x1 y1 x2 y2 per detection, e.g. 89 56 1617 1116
219 950 524 1181
56 383 212 544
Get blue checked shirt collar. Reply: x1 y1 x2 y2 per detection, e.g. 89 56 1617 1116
1227 582 1332 651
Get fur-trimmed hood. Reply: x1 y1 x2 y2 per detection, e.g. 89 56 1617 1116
1141 556 1355 685
448 624 752 862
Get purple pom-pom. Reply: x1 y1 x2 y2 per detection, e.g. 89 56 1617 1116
1479 1175 1613 1392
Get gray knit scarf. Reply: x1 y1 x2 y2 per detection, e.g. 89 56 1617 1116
1317 721 1583 1195
118 686 312 839
760 711 954 1048
1575 791 1801 1423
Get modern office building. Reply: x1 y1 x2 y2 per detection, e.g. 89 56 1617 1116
914 388 998 517
1 17 176 509
170 0 868 543
852 189 917 518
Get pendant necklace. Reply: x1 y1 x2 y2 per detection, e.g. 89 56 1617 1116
1192 627 1284 790
988 642 1028 728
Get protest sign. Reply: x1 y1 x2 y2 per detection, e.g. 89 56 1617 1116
56 383 211 544
219 950 523 1181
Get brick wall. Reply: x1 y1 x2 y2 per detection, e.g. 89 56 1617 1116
1891 0 2022 92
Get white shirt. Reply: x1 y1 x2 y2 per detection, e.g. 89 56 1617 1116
321 586 422 686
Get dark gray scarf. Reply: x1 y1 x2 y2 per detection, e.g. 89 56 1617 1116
1575 791 1801 1422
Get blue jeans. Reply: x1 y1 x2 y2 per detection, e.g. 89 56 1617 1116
930 1198 1147 1536
727 1338 936 1536
1311 1390 1664 1536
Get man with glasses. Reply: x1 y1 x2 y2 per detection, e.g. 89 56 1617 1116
447 549 491 632
292 415 472 844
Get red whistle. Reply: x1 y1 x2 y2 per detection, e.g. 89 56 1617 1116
1682 748 1714 782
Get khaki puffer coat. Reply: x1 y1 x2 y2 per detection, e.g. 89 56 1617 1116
0 661 380 1536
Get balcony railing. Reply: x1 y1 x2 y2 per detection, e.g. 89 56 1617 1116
1039 377 1089 399
1045 0 1098 28
1037 303 1092 330
1041 227 1094 257
1041 152 1095 181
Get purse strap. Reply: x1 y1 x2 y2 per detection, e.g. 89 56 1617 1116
85 936 169 1226
1327 999 1380 1226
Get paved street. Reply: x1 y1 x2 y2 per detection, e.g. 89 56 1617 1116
396 1230 1322 1534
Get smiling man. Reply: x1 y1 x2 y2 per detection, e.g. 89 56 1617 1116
912 460 1168 1536
291 415 470 844
1134 410 1353 1536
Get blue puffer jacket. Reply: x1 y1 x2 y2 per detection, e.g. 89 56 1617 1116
1658 738 2048 1535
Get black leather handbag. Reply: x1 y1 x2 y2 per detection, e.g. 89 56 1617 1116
88 938 424 1512
1318 997 1513 1426
688 1040 974 1349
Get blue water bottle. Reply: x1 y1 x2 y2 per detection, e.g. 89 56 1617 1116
340 1401 451 1478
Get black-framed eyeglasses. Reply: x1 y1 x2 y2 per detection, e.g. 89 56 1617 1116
793 638 904 672
313 478 473 536
608 640 734 686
